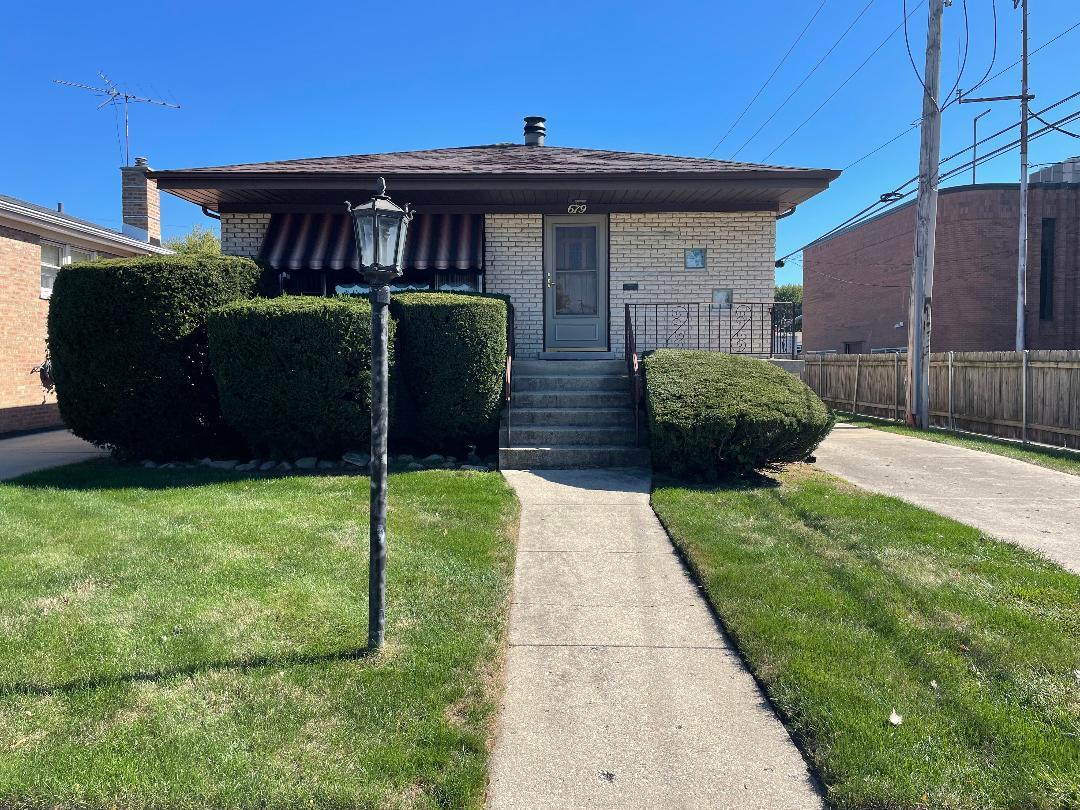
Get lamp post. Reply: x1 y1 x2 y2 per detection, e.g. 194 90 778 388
346 177 413 651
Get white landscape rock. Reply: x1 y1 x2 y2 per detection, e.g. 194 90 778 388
208 460 238 470
317 460 338 470
406 462 424 470
259 461 277 471
276 461 293 472
235 461 259 472
295 457 318 470
421 454 445 465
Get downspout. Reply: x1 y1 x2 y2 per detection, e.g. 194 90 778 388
777 205 797 220
201 206 221 220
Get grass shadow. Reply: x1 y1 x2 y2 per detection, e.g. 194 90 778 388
0 645 376 699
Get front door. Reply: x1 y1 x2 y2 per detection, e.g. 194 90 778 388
544 215 609 351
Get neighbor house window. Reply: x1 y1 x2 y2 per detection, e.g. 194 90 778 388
40 242 96 299
684 248 707 270
712 288 733 309
1039 218 1056 321
843 341 864 355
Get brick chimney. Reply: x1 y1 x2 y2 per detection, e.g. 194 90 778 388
121 156 161 245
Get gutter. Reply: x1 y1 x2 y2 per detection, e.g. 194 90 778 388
0 197 172 255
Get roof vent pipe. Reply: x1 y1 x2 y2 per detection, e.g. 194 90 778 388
523 116 546 146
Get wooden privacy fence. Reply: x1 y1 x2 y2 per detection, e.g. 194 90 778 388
804 350 1080 450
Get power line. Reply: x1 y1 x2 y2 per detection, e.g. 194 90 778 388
761 3 923 162
841 15 1079 173
730 0 879 160
705 0 828 157
779 103 1080 263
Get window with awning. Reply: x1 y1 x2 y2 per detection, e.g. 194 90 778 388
258 212 484 294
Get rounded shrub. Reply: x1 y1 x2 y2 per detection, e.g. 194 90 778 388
208 296 393 459
644 349 833 478
390 292 507 450
47 254 263 460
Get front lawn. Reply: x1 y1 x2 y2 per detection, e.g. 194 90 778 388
0 462 518 810
652 466 1080 810
838 414 1080 477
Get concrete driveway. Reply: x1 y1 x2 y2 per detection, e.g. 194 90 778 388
0 429 106 481
815 423 1080 575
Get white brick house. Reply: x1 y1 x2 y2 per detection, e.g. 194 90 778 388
155 117 837 360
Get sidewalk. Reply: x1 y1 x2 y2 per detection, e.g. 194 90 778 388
489 468 821 809
0 429 105 481
815 423 1080 575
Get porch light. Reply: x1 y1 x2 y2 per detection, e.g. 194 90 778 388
346 177 413 283
345 177 413 652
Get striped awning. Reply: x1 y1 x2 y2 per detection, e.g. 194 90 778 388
258 212 484 272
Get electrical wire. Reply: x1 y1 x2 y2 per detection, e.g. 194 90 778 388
842 15 1078 173
705 0 828 157
941 0 971 109
729 0 879 159
761 3 923 162
778 104 1080 264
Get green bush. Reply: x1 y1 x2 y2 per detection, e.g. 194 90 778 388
644 350 833 477
48 254 262 460
208 296 393 459
390 292 507 450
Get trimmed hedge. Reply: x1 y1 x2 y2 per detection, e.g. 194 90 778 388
47 254 262 459
390 292 507 450
644 350 833 477
208 296 392 459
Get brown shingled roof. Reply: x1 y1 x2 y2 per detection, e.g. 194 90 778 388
157 144 832 177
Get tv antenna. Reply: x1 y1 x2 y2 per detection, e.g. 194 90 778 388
54 72 180 166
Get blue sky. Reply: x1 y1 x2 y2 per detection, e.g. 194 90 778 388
3 0 1077 285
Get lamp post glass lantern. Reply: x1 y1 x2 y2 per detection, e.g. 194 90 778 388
346 177 413 651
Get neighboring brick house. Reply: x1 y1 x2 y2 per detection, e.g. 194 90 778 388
803 158 1080 354
153 117 837 360
0 162 169 434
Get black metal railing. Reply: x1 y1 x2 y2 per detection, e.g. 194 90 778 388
624 305 642 441
504 303 515 446
624 301 796 359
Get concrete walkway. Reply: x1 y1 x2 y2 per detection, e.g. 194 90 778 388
0 429 105 481
816 423 1080 574
489 468 821 809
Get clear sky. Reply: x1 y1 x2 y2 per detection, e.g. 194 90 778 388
3 0 1077 286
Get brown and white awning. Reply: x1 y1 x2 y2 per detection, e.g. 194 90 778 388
258 212 484 272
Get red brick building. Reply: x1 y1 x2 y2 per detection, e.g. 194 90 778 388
803 161 1080 354
0 161 169 435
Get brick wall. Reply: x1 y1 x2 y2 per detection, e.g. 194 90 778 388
0 225 59 433
803 185 1080 353
220 213 272 258
610 212 775 356
484 214 544 357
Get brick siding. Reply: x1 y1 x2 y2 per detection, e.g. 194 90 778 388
803 185 1080 353
610 212 775 356
0 225 58 433
484 214 544 357
220 213 272 258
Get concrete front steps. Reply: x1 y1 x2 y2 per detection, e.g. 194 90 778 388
499 359 649 469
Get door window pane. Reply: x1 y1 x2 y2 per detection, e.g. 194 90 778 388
69 247 94 264
554 226 598 315
555 227 597 271
556 271 598 315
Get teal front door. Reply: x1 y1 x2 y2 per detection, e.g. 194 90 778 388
544 215 609 351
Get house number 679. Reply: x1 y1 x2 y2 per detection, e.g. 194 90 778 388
567 202 587 214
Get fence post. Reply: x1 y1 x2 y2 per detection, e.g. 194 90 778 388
819 354 824 403
947 351 955 431
894 352 901 421
1021 350 1029 444
851 354 861 415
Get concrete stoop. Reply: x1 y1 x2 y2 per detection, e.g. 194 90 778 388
500 360 649 469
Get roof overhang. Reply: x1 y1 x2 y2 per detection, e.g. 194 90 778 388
153 169 840 215
0 196 171 255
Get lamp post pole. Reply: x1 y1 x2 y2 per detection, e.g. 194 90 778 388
347 177 412 653
367 281 391 650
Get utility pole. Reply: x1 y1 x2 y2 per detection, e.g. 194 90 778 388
1016 0 1030 350
906 0 945 429
960 0 1033 350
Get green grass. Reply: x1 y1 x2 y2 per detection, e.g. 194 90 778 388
837 414 1080 477
652 466 1080 810
0 461 519 810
